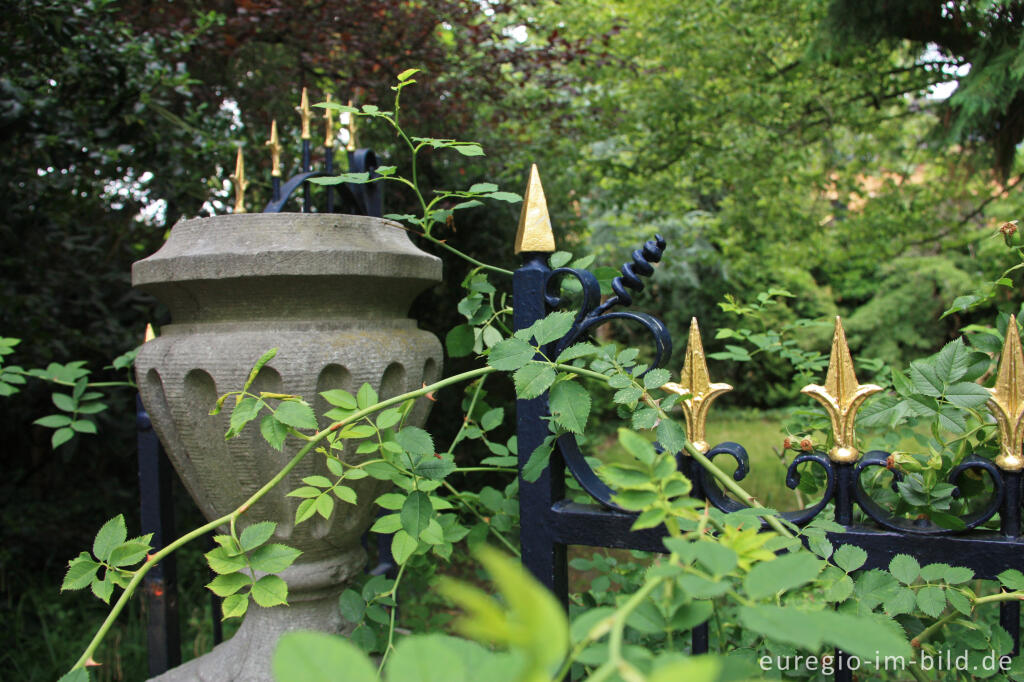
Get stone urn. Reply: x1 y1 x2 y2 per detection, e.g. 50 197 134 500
133 213 442 681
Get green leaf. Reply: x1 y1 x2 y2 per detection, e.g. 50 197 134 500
513 364 556 399
944 381 991 409
315 494 335 519
52 392 76 412
107 541 151 567
522 439 553 483
656 420 688 456
453 144 484 157
446 324 475 358
244 349 278 392
250 543 302 573
833 544 867 572
532 311 575 346
273 631 378 682
944 566 974 584
413 455 457 481
70 419 97 434
371 514 403 534
934 337 972 384
556 342 598 363
93 515 127 562
480 407 504 432
207 572 251 597
392 529 418 564
334 486 357 504
643 368 672 390
91 575 114 603
488 337 536 371
550 380 591 434
998 569 1024 590
397 68 420 81
274 400 317 430
205 545 248 575
483 191 521 202
251 574 288 607
339 589 366 623
743 552 821 599
396 426 434 456
693 541 738 578
34 414 72 428
261 415 289 450
228 396 261 437
240 521 277 552
468 182 499 193
889 554 920 584
631 407 659 430
917 585 946 617
613 386 643 405
221 593 249 620
62 554 100 591
309 172 370 186
883 586 916 616
549 251 573 268
356 383 378 409
52 427 75 449
947 588 972 616
401 491 432 538
618 428 656 465
321 389 357 410
302 475 332 489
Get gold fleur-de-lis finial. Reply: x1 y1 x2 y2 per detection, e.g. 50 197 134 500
988 315 1024 471
231 146 248 214
323 94 335 148
144 324 156 343
265 120 282 178
346 98 357 152
513 164 555 254
297 87 312 140
801 317 882 463
662 318 733 453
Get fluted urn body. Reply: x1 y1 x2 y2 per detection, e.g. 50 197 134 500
133 213 442 681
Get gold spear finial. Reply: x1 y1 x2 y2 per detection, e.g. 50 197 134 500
514 164 555 254
297 87 312 140
663 318 733 453
988 315 1024 471
231 146 248 214
345 98 357 152
323 94 335 148
801 317 882 463
266 120 282 178
144 324 156 343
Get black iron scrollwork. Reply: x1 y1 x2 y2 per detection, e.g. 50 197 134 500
546 235 674 510
854 451 1005 534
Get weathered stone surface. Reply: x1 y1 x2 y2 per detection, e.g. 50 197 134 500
135 214 442 681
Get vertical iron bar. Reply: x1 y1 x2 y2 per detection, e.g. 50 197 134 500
1001 471 1021 660
691 622 709 654
301 139 311 212
515 253 568 608
137 395 181 675
325 148 335 213
271 177 281 204
832 461 854 681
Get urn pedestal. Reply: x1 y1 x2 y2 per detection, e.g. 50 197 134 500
132 213 442 681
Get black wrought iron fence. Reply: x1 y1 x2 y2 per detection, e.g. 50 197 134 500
511 175 1024 682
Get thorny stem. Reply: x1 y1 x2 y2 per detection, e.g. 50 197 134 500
580 577 667 682
376 562 408 675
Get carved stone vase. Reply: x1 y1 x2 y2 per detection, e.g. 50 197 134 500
133 213 442 681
